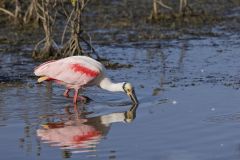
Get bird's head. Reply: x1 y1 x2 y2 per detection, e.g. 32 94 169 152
122 82 138 104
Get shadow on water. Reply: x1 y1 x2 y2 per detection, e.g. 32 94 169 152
36 104 138 158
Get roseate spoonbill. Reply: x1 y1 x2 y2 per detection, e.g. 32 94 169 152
34 56 138 104
37 104 138 150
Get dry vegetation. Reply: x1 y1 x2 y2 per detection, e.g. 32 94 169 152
0 0 97 60
0 0 240 60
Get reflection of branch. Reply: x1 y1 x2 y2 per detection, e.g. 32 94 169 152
177 41 187 72
158 51 166 95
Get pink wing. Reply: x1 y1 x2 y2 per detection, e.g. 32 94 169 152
34 56 101 87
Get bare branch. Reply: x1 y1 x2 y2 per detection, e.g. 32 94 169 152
0 7 15 18
156 0 172 10
61 9 74 45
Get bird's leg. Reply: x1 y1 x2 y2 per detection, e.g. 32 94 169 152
73 104 79 115
68 88 90 104
73 89 79 104
63 88 70 98
74 88 91 103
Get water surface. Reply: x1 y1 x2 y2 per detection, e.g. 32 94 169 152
1 34 240 159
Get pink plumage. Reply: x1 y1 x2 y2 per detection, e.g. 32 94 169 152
34 56 138 105
34 56 102 87
34 56 104 104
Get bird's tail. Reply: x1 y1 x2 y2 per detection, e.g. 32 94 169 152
34 60 56 76
37 76 50 83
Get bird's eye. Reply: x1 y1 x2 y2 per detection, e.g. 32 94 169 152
127 89 131 92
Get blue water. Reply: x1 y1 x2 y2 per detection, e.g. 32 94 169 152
1 34 240 159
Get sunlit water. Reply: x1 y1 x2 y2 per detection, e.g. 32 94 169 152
1 34 240 159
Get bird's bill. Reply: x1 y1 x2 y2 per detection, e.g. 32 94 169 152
128 90 139 104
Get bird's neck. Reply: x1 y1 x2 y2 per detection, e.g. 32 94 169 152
99 77 124 92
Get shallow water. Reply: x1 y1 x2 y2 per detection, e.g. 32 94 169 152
1 33 240 159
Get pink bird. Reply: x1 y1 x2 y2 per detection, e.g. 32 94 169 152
34 56 138 104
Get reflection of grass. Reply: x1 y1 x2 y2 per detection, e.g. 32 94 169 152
83 0 240 42
148 11 223 29
100 59 133 69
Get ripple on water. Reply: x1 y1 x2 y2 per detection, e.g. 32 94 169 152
1 35 240 159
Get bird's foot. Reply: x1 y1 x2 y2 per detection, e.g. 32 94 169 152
63 89 70 98
73 96 92 104
77 96 92 104
64 93 70 98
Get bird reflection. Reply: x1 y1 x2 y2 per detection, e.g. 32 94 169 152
37 104 138 154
